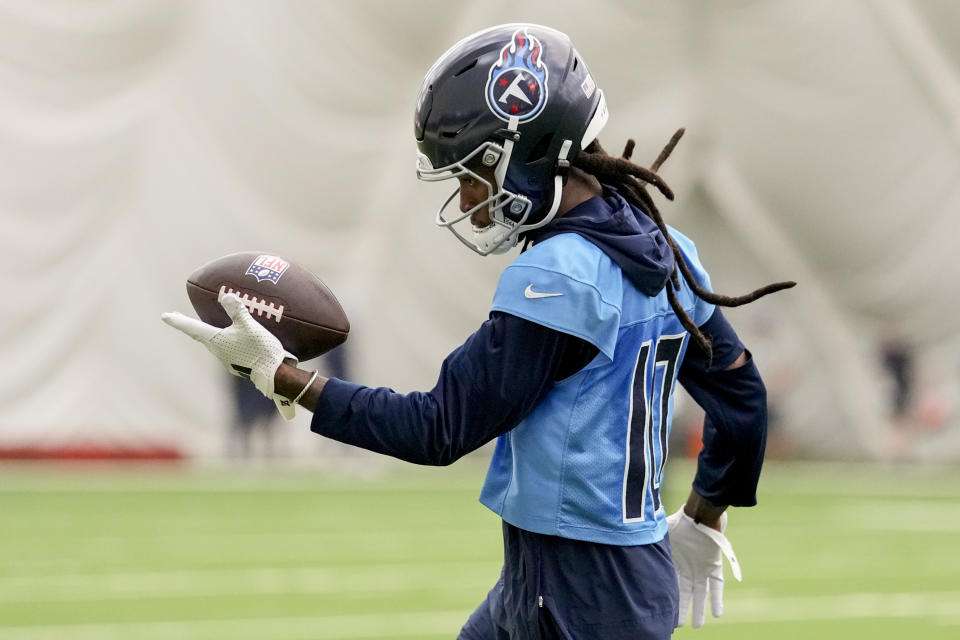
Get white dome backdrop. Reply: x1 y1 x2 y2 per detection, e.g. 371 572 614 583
1 0 957 460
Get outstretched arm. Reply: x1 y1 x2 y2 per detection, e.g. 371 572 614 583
165 293 598 466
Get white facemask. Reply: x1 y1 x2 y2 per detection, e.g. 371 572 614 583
472 224 519 255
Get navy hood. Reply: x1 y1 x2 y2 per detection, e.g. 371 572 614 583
525 186 675 297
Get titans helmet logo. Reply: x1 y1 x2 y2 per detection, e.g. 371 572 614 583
485 28 549 123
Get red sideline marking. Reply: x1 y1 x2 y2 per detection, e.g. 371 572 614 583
0 445 184 461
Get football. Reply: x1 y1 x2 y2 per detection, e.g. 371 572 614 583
186 252 349 360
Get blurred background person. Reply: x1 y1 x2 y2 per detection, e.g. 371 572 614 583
880 326 915 426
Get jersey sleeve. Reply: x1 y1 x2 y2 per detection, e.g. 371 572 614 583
490 234 622 363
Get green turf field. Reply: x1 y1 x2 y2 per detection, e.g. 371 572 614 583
2 458 959 639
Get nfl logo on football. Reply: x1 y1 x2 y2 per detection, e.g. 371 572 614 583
246 255 289 284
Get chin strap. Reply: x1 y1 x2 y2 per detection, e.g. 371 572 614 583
523 138 573 233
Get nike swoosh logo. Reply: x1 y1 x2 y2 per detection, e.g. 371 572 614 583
524 284 563 299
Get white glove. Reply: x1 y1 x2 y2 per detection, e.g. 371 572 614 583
162 293 298 420
667 505 742 629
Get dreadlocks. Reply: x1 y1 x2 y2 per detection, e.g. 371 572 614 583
572 129 796 361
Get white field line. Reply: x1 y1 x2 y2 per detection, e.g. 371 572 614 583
0 562 498 603
0 610 471 640
2 591 960 639
845 520 960 533
833 501 960 532
711 590 960 626
761 484 960 500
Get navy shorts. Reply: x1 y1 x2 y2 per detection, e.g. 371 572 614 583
458 521 679 640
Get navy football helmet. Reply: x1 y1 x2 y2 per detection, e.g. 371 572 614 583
415 24 608 255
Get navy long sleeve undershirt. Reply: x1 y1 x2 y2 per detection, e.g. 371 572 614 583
678 309 768 507
310 311 598 466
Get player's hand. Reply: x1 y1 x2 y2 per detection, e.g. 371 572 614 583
667 506 742 628
162 293 298 414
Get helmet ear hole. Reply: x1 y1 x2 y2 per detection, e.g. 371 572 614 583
526 133 554 164
503 196 531 223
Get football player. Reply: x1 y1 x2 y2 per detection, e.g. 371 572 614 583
164 23 793 639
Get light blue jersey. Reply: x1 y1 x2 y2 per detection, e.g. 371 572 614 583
479 230 715 545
